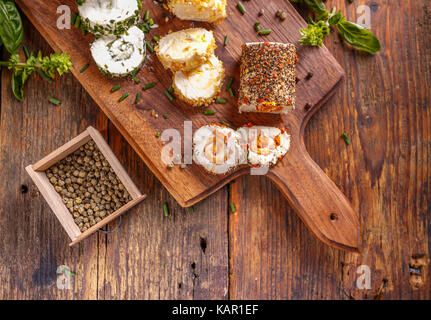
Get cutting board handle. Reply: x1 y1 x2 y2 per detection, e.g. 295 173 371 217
267 137 361 252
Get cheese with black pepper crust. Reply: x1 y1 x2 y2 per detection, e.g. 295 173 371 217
238 42 297 114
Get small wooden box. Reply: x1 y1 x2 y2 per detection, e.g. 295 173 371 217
25 126 147 246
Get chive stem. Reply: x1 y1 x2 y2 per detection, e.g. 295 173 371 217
37 70 53 83
111 84 121 92
230 202 237 213
135 92 141 103
258 29 272 35
79 63 89 73
118 92 129 102
189 206 194 213
144 10 150 21
226 77 234 91
163 203 169 216
215 98 227 104
74 15 81 28
163 113 169 119
165 90 175 101
342 132 351 145
146 41 154 53
237 2 246 15
254 22 261 32
143 82 156 90
23 45 30 59
228 88 234 97
224 34 229 46
49 97 61 106
203 109 216 115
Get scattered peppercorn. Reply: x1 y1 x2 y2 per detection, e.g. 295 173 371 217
305 71 313 80
258 9 264 16
46 140 132 233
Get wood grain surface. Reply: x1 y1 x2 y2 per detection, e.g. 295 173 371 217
1 0 430 299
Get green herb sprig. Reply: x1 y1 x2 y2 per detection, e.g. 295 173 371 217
0 1 72 100
0 52 73 101
291 0 381 53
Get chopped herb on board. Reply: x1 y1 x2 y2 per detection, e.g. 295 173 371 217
342 132 351 145
111 84 121 92
226 77 234 91
165 90 175 101
230 202 237 213
135 92 141 103
224 34 229 46
189 206 194 214
237 2 246 15
258 29 272 35
203 109 216 115
163 203 169 216
79 63 89 73
118 92 129 102
145 41 154 53
49 97 61 106
155 131 161 138
215 98 227 104
143 82 156 90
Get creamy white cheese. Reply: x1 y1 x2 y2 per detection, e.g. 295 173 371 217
238 126 291 167
193 125 247 175
173 55 224 106
168 0 227 24
156 28 215 72
78 0 140 36
90 26 145 77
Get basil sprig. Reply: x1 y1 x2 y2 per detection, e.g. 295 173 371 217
291 0 381 53
0 0 23 54
0 0 73 100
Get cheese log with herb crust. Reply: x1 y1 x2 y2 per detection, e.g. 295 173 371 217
238 42 297 114
78 0 141 37
167 0 227 24
173 55 224 106
155 28 216 73
90 26 146 77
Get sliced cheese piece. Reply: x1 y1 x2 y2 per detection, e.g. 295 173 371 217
167 0 227 24
238 126 291 167
193 124 247 175
173 55 224 106
155 28 216 72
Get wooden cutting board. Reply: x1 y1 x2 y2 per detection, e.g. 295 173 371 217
16 0 360 252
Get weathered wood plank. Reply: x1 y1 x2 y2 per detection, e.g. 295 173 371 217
229 0 431 299
0 19 106 299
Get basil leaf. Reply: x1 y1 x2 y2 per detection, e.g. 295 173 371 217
304 0 327 16
337 19 381 53
11 67 31 101
0 0 24 54
11 69 24 101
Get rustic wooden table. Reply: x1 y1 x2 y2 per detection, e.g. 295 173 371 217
0 0 430 300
